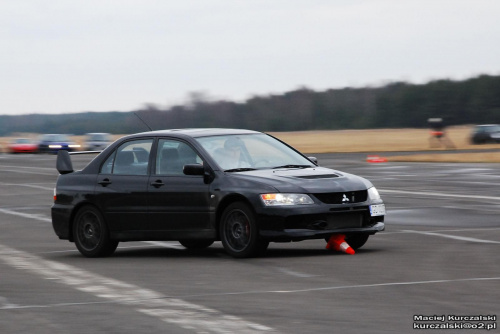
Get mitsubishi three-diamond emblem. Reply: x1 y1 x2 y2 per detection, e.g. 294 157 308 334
342 193 350 203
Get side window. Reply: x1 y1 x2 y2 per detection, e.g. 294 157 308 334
155 139 202 175
100 152 116 174
100 139 153 175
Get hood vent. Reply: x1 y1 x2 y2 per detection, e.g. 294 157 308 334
294 174 339 179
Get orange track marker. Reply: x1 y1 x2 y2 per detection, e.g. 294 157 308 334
326 234 355 255
366 155 388 163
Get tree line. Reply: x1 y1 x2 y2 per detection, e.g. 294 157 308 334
1 74 499 136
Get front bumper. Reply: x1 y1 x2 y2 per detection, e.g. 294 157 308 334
256 203 385 241
260 222 384 240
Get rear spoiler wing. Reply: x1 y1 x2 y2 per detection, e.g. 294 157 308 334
56 150 101 175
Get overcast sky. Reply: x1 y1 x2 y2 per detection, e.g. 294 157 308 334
1 0 499 115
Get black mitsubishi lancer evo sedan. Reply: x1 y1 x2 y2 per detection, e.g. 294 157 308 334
52 129 385 258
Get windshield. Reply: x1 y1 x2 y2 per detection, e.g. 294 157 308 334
487 126 500 132
475 125 500 133
196 133 314 171
42 134 70 142
15 138 31 144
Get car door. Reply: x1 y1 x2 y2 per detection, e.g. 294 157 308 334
147 138 211 232
95 138 153 233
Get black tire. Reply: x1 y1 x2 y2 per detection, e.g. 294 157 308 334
219 202 268 258
179 239 214 249
345 234 369 250
73 205 118 257
325 234 369 250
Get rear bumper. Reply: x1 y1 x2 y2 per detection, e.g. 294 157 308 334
39 146 75 154
11 148 37 153
51 204 73 240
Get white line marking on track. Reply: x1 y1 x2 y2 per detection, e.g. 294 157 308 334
143 241 185 249
264 277 500 294
276 267 317 278
0 299 117 310
0 165 55 176
379 189 500 201
403 230 500 244
0 169 54 176
0 296 19 309
0 164 53 171
382 227 500 235
0 182 53 191
40 245 163 254
0 243 275 333
131 277 500 299
0 208 51 223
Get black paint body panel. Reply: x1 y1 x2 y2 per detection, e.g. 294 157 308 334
51 129 385 243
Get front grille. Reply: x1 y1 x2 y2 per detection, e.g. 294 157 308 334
313 190 368 204
283 209 371 230
327 212 363 229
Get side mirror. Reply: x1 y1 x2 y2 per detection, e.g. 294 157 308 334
56 150 74 174
308 156 318 165
184 163 215 184
183 164 205 176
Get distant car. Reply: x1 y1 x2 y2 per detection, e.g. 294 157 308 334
38 134 80 153
52 128 385 258
470 124 500 144
84 133 112 151
8 138 38 154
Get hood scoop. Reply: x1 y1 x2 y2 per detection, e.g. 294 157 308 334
294 174 340 179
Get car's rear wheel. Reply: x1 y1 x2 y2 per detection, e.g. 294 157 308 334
179 239 214 249
220 202 268 258
73 205 118 257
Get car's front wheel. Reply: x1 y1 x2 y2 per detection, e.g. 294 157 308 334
346 234 369 250
220 202 268 258
73 205 118 257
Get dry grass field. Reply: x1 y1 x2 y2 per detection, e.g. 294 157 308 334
268 126 500 163
268 126 489 153
1 126 499 162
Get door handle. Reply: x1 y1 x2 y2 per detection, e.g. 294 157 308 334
98 178 112 186
150 180 164 188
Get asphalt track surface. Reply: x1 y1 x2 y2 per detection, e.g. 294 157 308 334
0 153 499 333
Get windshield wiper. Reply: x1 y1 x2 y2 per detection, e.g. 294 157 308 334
272 164 311 169
224 167 258 172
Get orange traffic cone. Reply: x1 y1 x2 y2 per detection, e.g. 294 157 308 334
366 155 388 163
326 234 355 255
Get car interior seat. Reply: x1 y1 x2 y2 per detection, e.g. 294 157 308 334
160 148 181 174
114 151 135 174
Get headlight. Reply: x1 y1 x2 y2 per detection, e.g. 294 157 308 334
68 144 81 148
260 193 314 206
49 145 62 149
367 187 381 200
